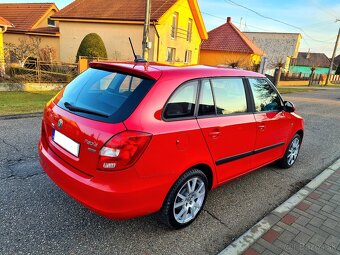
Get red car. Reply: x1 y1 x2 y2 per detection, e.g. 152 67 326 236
39 62 304 229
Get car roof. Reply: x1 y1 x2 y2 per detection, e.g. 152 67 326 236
89 61 265 81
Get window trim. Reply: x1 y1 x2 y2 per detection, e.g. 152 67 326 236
246 77 284 114
184 50 192 64
48 18 56 27
167 47 176 63
163 77 256 122
187 18 193 42
171 12 179 40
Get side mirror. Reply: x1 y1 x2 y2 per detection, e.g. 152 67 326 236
283 101 295 112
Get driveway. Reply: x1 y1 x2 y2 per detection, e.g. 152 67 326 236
1 89 340 255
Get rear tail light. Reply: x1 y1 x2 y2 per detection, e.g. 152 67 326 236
98 131 152 171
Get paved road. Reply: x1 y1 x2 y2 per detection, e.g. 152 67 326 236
1 89 340 255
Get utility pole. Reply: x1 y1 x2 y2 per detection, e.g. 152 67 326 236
325 20 340 86
142 0 151 60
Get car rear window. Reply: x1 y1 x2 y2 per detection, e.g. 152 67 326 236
56 68 155 123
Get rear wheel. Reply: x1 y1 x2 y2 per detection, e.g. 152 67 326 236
278 134 301 169
159 169 208 229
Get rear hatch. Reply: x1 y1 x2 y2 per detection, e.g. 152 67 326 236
42 66 156 176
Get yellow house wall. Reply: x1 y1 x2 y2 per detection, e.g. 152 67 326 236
199 50 260 68
154 0 202 65
3 33 60 61
58 21 147 63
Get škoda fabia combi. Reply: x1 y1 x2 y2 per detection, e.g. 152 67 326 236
39 62 304 229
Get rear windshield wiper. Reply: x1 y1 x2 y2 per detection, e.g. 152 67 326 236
64 102 109 118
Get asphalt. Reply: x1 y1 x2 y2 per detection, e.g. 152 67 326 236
0 89 340 255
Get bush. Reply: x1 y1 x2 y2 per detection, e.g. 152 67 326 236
76 33 107 61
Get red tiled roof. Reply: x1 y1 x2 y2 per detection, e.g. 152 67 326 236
0 3 58 32
201 17 264 55
52 0 177 21
0 16 13 27
30 26 60 35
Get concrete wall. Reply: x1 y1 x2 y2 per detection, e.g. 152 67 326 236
0 82 65 91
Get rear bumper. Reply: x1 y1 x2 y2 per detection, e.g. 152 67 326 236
39 139 170 219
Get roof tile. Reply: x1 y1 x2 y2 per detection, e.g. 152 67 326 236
52 0 177 21
201 17 264 55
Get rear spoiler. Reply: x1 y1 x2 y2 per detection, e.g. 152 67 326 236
89 62 162 80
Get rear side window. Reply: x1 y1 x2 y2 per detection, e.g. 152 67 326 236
163 80 198 119
211 78 247 115
56 68 155 123
249 78 282 112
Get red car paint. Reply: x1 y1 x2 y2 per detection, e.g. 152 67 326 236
39 62 304 219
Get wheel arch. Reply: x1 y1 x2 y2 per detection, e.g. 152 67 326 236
296 129 304 142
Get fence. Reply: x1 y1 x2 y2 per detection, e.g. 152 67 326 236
280 71 340 85
2 60 79 83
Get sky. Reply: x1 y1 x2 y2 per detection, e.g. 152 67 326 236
1 0 339 57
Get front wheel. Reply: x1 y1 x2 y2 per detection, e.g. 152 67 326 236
159 169 208 229
278 134 301 169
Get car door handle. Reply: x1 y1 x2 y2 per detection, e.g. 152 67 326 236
209 130 221 138
258 123 266 131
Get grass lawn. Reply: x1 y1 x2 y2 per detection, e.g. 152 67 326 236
0 91 59 116
278 87 317 94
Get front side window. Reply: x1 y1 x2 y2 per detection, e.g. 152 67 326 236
249 78 282 112
171 12 178 39
211 78 247 115
163 81 198 119
167 47 176 63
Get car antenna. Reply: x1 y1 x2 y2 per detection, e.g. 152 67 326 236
129 37 147 63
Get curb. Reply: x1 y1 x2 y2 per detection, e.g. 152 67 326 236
0 112 42 120
218 158 340 255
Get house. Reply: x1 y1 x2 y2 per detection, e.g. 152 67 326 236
199 17 264 70
0 3 60 61
289 52 332 75
51 0 208 64
334 54 340 73
0 16 13 77
244 32 301 75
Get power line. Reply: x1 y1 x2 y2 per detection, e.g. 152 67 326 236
223 0 338 43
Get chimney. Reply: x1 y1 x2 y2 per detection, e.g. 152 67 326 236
227 17 231 23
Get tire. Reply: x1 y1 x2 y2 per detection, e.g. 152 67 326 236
278 134 301 169
159 168 208 229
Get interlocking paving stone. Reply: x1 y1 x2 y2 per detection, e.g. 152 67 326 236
325 235 340 249
228 164 340 255
308 233 327 247
294 231 312 246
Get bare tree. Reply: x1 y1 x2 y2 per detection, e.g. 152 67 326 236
5 36 41 67
223 54 254 70
269 56 286 87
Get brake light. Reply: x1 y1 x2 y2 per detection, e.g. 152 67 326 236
98 131 152 171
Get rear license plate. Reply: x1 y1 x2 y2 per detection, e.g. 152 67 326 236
52 129 80 157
